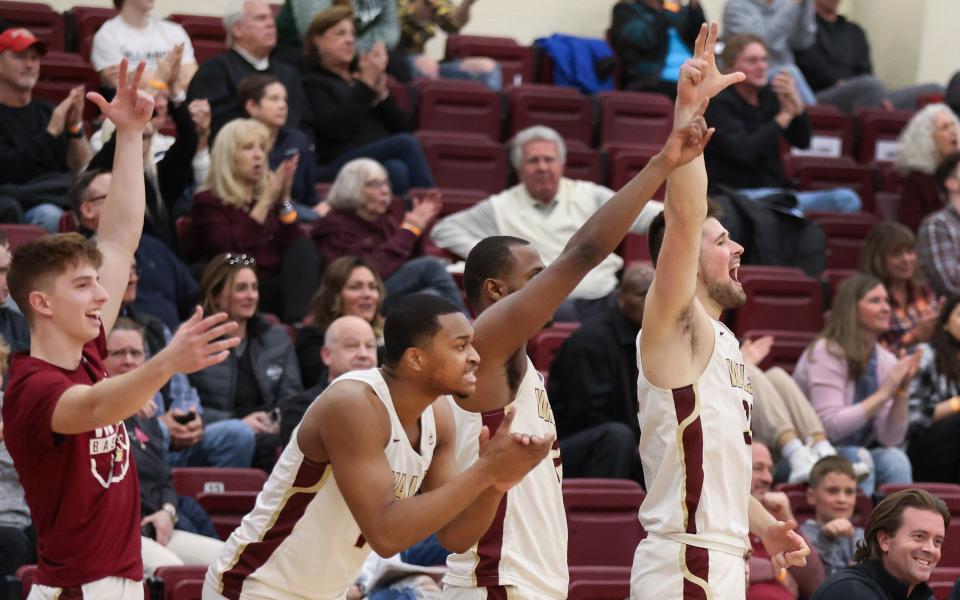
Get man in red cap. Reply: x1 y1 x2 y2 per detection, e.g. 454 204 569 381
0 22 93 232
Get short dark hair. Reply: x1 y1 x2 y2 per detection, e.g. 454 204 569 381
463 236 530 307
68 169 109 217
808 455 856 490
648 200 723 267
237 73 283 113
854 489 950 563
382 293 462 366
934 152 960 198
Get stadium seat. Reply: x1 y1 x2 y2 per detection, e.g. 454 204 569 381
196 490 259 539
415 131 508 194
787 104 854 158
70 6 116 61
414 79 502 140
821 268 858 306
171 467 267 498
564 140 602 184
191 39 229 64
506 84 593 145
731 271 824 337
807 211 879 271
35 55 100 121
409 187 488 219
153 565 208 600
563 478 644 492
855 107 914 164
566 487 646 567
738 265 808 279
385 76 410 111
931 580 955 600
0 225 46 252
529 322 580 372
0 1 65 51
568 580 632 600
940 521 960 568
879 483 960 496
782 155 875 214
598 91 673 149
605 143 665 196
168 13 225 39
617 232 650 264
444 34 534 85
741 329 818 374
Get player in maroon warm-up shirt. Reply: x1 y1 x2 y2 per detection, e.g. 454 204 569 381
0 60 240 600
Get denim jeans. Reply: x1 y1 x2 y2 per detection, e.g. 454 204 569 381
24 203 64 233
406 53 503 91
383 256 467 315
738 187 862 216
167 418 256 468
837 445 912 497
317 133 434 197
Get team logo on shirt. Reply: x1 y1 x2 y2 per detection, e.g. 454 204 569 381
725 359 754 395
89 422 131 488
393 471 420 500
535 388 555 425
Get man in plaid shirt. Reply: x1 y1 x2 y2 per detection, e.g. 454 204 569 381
918 152 960 298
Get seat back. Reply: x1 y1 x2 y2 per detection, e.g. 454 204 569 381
606 143 664 196
732 272 824 336
783 155 874 214
445 34 534 85
807 211 879 271
789 104 854 158
529 323 580 372
564 140 602 184
171 467 267 497
598 91 673 148
0 1 65 51
415 131 508 194
507 84 593 145
855 107 914 164
565 488 646 567
415 79 501 140
70 6 116 60
153 565 208 600
741 329 818 374
0 225 47 252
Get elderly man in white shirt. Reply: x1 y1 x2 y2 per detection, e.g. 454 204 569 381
429 125 663 321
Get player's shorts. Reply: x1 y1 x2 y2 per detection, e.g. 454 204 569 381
28 577 144 600
442 584 561 600
630 534 746 600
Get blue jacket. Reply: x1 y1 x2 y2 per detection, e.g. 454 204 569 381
534 34 614 95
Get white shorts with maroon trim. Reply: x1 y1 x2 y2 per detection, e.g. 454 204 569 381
27 577 144 600
630 535 745 600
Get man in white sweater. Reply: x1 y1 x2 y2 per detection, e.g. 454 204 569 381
429 125 663 321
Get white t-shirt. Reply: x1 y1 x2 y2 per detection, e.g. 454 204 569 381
91 15 195 72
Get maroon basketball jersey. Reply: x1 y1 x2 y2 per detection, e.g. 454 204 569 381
2 326 142 587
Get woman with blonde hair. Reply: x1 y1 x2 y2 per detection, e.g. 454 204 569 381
793 274 919 496
859 221 940 350
312 158 466 314
191 118 320 322
893 103 960 230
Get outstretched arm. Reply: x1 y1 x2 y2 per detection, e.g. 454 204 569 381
749 495 810 569
85 59 155 335
472 108 712 367
641 23 743 346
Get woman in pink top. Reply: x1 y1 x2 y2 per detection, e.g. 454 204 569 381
793 274 920 496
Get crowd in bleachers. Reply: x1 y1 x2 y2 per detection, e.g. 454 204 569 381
4 0 960 597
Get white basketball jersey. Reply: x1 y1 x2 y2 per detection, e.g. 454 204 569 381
205 368 437 600
443 357 568 598
635 319 754 557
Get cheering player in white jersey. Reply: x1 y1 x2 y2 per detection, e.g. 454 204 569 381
203 294 554 600
442 69 721 600
633 23 810 600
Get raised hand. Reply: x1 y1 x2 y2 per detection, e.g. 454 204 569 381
403 192 442 231
741 335 774 367
676 23 745 115
657 98 714 168
87 59 155 133
478 407 555 492
760 519 810 569
157 307 240 374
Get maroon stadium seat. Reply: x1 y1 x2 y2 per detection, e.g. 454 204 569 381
563 478 644 492
385 76 410 111
153 565 208 600
807 211 879 271
605 143 664 196
732 271 824 337
783 155 875 214
564 140 602 184
0 224 46 252
506 84 593 145
617 232 650 264
414 79 501 140
821 268 858 306
782 486 873 528
70 6 116 61
568 566 632 600
855 107 914 164
566 487 646 567
785 104 854 158
940 521 960 568
741 329 818 374
0 1 65 51
171 467 267 497
529 323 580 372
35 55 100 121
737 265 807 279
445 34 534 85
415 131 508 194
195 490 259 539
598 91 673 149
880 483 960 497
409 187 488 219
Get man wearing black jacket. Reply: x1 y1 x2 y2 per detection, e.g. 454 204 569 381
812 489 948 600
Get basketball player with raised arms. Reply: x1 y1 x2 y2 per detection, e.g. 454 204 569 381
1 60 241 600
203 293 555 600
440 46 730 600
633 23 810 600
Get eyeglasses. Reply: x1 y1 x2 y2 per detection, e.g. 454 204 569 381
364 179 390 188
222 253 256 267
107 348 144 360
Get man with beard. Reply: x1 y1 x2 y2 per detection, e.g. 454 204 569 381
631 23 809 600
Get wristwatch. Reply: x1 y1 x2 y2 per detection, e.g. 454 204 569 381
162 503 178 525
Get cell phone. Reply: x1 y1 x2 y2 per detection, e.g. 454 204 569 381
173 411 197 425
